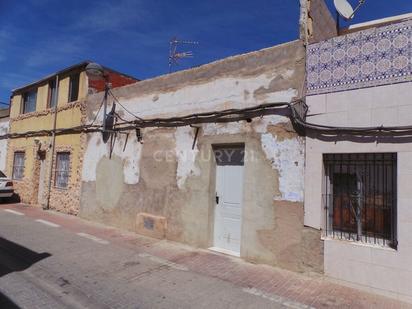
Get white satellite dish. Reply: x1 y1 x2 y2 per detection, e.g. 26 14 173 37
334 0 354 20
334 0 366 20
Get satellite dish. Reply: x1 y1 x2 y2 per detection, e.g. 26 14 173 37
334 0 355 20
334 0 366 20
102 103 116 143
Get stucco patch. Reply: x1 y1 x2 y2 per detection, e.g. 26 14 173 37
174 127 200 189
260 133 304 202
82 133 142 185
96 156 124 210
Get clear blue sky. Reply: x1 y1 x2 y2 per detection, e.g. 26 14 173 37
0 0 411 103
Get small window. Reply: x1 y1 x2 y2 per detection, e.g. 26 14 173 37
12 152 25 180
323 153 397 249
48 79 58 108
213 145 245 166
68 73 80 102
55 152 70 188
22 89 37 113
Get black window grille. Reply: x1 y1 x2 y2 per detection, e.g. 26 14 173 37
323 153 397 249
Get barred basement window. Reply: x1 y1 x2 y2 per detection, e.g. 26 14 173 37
12 152 25 180
55 152 70 188
323 153 397 249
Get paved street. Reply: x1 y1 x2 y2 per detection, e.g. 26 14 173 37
0 203 410 309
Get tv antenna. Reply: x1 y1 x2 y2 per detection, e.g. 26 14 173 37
169 37 199 73
334 0 367 32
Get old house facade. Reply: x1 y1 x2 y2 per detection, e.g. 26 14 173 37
3 0 411 303
79 40 325 272
305 15 412 302
7 62 137 213
76 0 336 273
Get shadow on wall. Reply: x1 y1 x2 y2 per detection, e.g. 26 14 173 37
0 237 51 277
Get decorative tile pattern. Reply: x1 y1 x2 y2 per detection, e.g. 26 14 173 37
307 19 412 96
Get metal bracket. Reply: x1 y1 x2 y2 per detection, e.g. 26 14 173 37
191 126 200 150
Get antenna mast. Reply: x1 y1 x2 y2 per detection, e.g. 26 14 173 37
169 37 199 73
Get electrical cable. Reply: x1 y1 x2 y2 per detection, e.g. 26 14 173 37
3 99 412 141
108 89 144 121
89 95 106 126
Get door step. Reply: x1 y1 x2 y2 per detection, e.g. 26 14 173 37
208 247 240 257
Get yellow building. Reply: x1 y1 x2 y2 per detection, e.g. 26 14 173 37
7 62 138 214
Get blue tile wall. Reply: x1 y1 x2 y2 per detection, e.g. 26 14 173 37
307 19 412 96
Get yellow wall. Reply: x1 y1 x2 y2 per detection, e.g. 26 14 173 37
10 70 88 118
57 77 70 106
10 95 22 118
7 69 87 207
10 107 82 134
79 72 88 99
36 84 49 111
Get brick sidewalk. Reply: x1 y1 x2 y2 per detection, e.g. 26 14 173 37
2 203 411 309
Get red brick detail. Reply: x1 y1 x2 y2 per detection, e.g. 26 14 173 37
89 71 138 92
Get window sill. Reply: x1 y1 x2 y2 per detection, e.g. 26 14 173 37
53 186 68 191
321 236 397 252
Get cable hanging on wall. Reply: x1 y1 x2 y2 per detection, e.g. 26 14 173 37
3 99 412 141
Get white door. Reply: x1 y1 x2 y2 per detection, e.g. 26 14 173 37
213 147 244 256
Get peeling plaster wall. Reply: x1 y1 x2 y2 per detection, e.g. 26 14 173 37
80 41 323 273
174 127 200 189
82 133 142 185
261 133 304 202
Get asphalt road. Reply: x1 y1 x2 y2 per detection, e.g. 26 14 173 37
0 206 285 309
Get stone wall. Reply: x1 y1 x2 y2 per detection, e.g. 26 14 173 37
300 0 337 44
7 101 86 212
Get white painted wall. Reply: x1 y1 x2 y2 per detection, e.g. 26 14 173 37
117 75 297 119
305 82 412 303
0 118 9 173
82 132 142 185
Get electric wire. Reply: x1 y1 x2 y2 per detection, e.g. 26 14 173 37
89 95 106 126
3 99 412 141
108 89 144 121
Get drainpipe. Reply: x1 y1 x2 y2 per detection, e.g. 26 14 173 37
43 74 59 210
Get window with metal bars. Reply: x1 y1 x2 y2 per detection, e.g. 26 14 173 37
323 153 397 249
55 152 70 189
